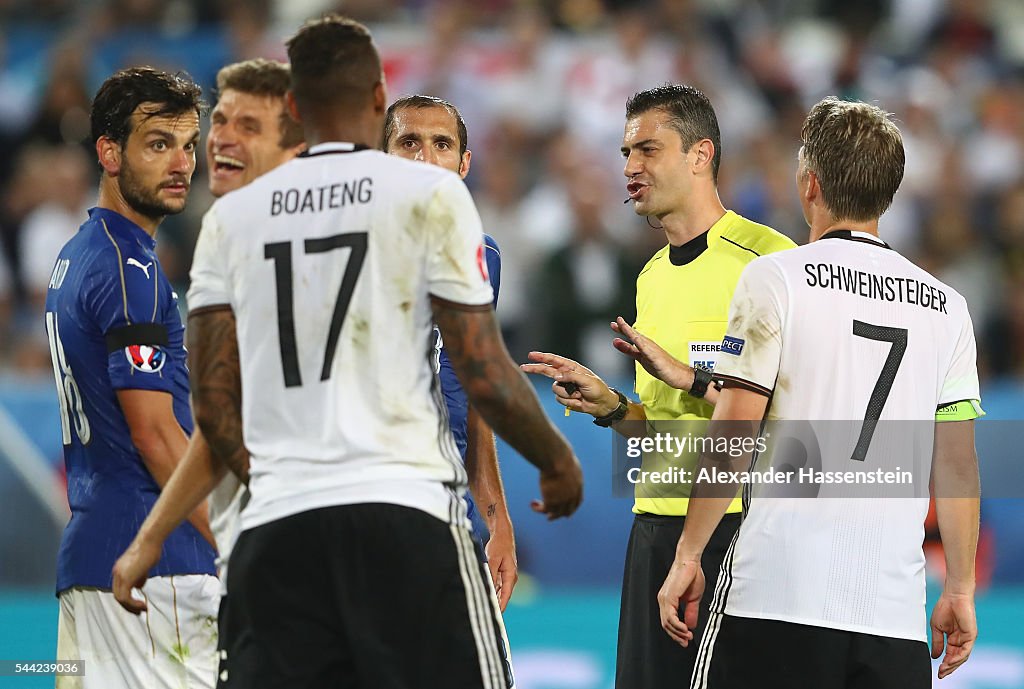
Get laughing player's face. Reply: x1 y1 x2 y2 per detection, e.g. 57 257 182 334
117 105 199 219
207 89 298 197
622 109 692 218
386 105 471 179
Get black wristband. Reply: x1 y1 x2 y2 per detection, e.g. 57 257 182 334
689 366 714 399
594 388 629 427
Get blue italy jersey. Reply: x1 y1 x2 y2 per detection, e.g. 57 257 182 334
45 207 216 593
434 234 501 522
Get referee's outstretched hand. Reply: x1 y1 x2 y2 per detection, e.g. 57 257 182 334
112 536 162 614
521 352 619 418
610 317 694 391
658 559 704 647
930 592 977 678
531 454 584 520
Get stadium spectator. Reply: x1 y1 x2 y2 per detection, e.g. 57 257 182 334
19 145 92 309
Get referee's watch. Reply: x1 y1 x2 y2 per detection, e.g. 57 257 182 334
593 388 629 427
689 366 714 399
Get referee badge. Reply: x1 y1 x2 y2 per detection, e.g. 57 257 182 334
125 344 166 373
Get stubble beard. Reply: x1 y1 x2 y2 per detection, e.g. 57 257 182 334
119 158 187 221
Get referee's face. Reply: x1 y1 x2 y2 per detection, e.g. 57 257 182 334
622 110 689 217
207 89 297 198
385 105 470 179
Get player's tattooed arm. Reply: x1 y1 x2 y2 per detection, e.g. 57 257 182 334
432 297 583 519
465 406 518 609
188 306 250 483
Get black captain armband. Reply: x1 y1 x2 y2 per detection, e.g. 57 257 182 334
105 323 169 353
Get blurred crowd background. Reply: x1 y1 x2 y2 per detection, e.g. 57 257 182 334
2 0 1024 381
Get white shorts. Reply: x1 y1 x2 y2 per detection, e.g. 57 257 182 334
209 473 247 595
56 574 219 689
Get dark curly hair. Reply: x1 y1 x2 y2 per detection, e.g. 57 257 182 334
90 67 205 146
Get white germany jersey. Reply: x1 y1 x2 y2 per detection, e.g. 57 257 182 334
712 230 981 642
188 142 493 532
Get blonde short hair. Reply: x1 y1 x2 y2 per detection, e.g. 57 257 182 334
800 97 905 222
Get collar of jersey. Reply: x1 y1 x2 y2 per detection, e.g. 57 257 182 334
820 229 891 249
87 207 156 250
668 229 709 266
666 210 736 266
300 142 371 157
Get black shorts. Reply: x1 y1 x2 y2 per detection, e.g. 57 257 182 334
216 594 232 683
692 614 930 689
615 512 741 689
219 503 512 689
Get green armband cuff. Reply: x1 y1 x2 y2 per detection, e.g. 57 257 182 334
935 399 984 422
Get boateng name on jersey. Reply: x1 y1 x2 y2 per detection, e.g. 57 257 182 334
270 177 373 216
188 143 494 533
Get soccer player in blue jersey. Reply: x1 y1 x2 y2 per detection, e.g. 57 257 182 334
382 95 517 610
383 95 516 687
112 59 305 687
45 68 218 689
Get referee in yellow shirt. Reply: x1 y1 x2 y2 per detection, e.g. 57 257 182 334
523 84 794 689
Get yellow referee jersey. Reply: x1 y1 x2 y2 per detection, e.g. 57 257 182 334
632 210 795 516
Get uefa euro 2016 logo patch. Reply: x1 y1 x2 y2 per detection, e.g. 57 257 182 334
476 242 490 283
125 344 166 373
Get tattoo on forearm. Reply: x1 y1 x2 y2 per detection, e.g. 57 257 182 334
487 503 497 518
432 300 568 472
188 309 250 482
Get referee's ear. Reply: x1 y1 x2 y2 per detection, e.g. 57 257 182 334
691 138 715 178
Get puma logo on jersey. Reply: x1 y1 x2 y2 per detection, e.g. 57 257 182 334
127 258 153 278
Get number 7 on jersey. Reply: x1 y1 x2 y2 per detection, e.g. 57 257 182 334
851 319 908 461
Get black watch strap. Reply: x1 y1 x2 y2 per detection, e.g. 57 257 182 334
689 366 714 399
594 388 629 427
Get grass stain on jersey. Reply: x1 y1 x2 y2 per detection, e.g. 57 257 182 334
731 295 781 348
169 642 190 665
428 203 464 276
201 614 218 646
409 202 427 236
349 313 370 349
